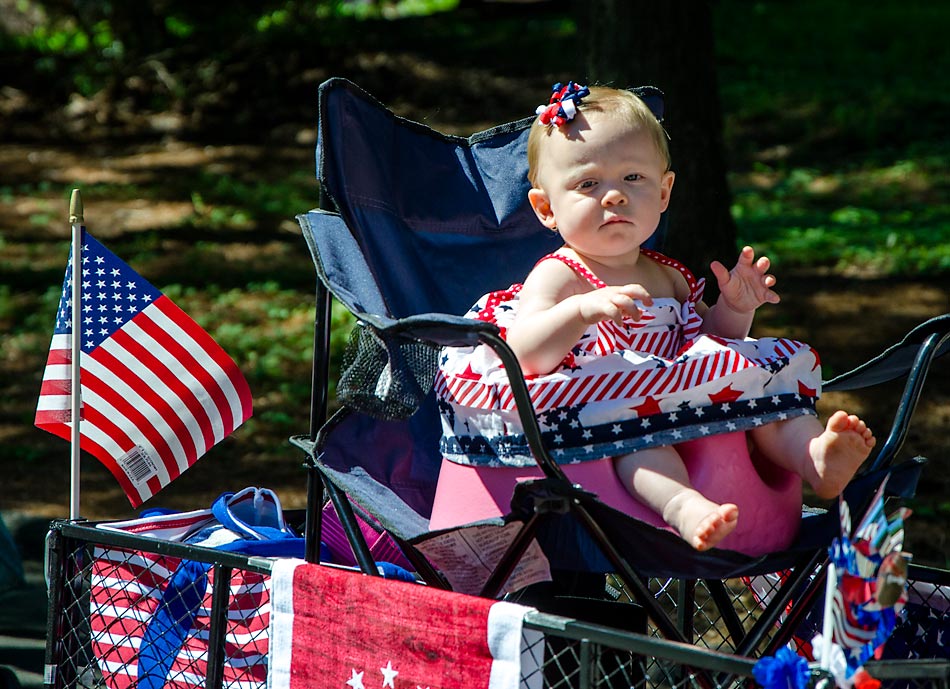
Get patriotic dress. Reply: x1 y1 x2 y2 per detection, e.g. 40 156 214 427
436 249 821 467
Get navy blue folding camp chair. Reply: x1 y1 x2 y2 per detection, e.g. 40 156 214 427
291 77 950 657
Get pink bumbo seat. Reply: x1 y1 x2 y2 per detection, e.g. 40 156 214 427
430 431 802 556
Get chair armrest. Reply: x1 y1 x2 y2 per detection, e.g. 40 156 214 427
823 313 950 391
358 311 500 348
823 313 950 472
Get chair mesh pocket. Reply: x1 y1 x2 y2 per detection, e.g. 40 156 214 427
338 322 440 420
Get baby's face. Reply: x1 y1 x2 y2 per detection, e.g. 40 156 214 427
530 110 674 263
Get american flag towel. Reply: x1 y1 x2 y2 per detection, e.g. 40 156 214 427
89 546 270 689
88 494 294 689
268 559 538 689
35 229 253 506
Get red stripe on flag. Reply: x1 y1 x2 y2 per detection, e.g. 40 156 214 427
39 378 71 397
136 304 238 437
45 348 71 366
34 407 71 426
146 475 162 497
109 326 218 453
82 361 191 476
153 298 253 423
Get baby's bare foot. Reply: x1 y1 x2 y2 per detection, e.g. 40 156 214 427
665 492 739 551
691 503 740 551
809 410 876 499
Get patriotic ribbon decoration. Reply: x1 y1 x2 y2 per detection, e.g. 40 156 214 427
754 482 912 689
814 480 912 688
535 81 590 127
752 645 810 689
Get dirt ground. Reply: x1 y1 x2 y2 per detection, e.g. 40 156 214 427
2 134 948 570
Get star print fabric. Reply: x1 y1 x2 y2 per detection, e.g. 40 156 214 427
268 560 531 689
435 250 821 467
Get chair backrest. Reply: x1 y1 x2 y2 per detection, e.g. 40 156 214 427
315 77 563 318
305 78 666 524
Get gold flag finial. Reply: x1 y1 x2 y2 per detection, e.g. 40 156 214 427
68 188 83 224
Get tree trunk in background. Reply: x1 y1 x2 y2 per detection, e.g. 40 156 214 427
574 0 737 297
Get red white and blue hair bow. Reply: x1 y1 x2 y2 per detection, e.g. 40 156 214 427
536 81 591 127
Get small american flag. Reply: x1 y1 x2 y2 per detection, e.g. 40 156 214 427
35 229 253 507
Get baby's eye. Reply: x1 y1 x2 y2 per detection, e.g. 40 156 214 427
577 180 597 190
625 173 643 182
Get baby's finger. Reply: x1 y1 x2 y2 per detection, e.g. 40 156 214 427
763 284 781 304
756 255 771 273
610 294 642 321
618 284 653 306
709 260 730 285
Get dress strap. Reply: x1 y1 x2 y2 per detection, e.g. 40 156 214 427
640 248 706 304
537 253 606 288
538 250 705 302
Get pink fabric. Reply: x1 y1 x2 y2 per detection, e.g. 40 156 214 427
320 501 411 569
430 431 802 556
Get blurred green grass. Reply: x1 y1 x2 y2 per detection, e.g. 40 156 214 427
4 0 949 425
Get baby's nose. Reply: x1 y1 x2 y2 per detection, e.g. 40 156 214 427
602 187 627 205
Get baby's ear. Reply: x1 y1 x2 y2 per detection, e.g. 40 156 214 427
659 170 675 211
528 188 557 229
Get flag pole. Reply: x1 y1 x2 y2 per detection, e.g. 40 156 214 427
68 189 83 520
819 558 836 672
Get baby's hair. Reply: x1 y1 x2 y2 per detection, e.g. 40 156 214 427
527 85 671 187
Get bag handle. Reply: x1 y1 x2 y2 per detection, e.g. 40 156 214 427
211 486 293 541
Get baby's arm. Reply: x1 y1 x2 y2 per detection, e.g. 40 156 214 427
507 260 653 375
701 246 780 339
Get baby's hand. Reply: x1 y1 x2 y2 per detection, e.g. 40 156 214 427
577 284 654 326
710 246 780 314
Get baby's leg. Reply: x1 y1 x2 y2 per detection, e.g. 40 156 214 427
750 411 876 499
614 446 738 551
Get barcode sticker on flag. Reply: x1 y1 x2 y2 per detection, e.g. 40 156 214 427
118 445 158 484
